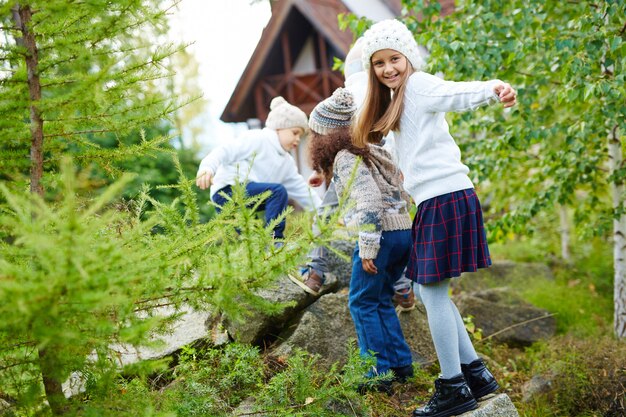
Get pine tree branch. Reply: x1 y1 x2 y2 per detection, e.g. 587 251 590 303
134 286 216 306
134 301 179 312
0 359 38 372
38 43 153 73
0 340 37 351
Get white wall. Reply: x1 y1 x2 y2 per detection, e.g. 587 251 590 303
342 0 395 21
293 36 316 75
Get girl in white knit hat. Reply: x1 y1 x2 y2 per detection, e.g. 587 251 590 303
353 18 517 417
196 96 321 242
308 87 414 394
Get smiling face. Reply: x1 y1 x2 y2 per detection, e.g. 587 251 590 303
371 49 408 90
276 127 304 152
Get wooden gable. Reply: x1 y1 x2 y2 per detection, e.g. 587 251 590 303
220 0 457 125
220 0 352 124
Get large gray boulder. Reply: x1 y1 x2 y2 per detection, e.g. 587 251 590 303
271 292 436 369
271 292 356 368
453 261 554 292
222 273 339 345
454 288 556 347
397 302 436 365
324 240 356 288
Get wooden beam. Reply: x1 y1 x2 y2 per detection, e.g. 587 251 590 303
317 33 330 96
254 85 267 123
281 32 294 103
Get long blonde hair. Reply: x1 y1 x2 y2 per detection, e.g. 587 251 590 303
352 58 414 148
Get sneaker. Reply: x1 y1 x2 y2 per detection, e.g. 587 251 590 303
393 286 416 313
288 267 324 296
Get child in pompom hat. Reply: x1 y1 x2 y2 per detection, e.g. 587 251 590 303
354 18 516 417
196 96 321 241
293 38 418 313
308 87 414 394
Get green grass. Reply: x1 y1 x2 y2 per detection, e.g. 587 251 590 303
490 238 614 337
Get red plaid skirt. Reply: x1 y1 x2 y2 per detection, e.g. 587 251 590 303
406 188 491 284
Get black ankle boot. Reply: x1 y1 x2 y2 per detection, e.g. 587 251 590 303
391 364 414 383
412 374 478 417
357 378 393 395
461 358 499 400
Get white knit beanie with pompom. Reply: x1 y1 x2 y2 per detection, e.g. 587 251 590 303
308 87 356 135
265 96 308 131
361 19 425 71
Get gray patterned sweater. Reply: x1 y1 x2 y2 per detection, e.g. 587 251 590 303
333 145 413 260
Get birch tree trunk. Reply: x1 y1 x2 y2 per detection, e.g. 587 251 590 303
559 205 571 262
608 125 626 338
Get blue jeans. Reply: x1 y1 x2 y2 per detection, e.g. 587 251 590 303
348 229 413 374
212 182 288 239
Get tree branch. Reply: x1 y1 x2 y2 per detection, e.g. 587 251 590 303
515 70 563 85
478 313 558 343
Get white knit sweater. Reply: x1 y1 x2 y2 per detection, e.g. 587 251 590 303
395 71 501 207
197 128 321 210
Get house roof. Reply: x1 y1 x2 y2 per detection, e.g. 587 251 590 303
221 0 360 123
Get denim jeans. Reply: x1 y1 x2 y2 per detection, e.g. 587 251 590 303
212 182 288 239
348 229 413 374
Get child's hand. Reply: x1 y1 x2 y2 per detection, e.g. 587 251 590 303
494 83 517 108
362 258 378 275
308 171 324 188
196 169 213 190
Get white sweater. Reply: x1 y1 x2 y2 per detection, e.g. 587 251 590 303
395 71 501 207
197 128 321 210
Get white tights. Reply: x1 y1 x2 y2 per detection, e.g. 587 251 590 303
419 280 479 379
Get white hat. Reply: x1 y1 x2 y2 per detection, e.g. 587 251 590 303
265 96 308 131
344 37 365 79
361 19 425 71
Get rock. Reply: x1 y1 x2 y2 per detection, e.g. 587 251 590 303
324 240 355 288
272 292 356 369
0 398 12 415
272 292 436 370
231 397 267 416
223 273 339 345
465 393 519 416
453 261 554 293
521 374 555 402
454 288 556 347
397 302 436 365
109 306 214 366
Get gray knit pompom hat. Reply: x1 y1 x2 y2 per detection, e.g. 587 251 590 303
361 19 425 71
265 96 308 131
308 88 356 135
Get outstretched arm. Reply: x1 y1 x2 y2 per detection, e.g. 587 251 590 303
409 72 516 112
